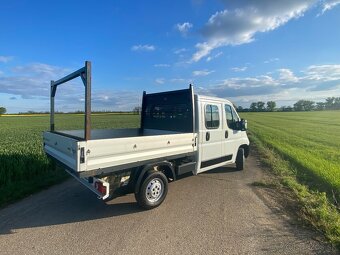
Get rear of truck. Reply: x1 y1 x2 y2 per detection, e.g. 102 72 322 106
43 63 197 208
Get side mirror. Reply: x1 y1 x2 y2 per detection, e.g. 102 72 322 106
235 119 247 131
240 119 247 131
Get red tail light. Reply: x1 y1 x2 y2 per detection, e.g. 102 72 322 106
95 181 107 194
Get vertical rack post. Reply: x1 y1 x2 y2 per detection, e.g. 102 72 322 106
84 61 91 140
140 91 146 130
189 84 195 133
50 80 55 131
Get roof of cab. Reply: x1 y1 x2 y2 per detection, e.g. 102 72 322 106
195 94 233 105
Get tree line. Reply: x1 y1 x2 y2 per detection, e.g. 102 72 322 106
237 97 340 112
1 97 340 115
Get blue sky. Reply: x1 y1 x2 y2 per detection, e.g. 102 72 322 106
1 0 340 113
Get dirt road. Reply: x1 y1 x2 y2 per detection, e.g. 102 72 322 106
0 155 336 254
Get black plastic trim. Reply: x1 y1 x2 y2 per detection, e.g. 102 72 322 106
177 162 196 175
200 154 232 168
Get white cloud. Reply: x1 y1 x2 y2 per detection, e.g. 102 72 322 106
176 22 193 36
90 90 141 111
192 41 219 62
231 66 248 72
264 58 280 64
154 64 170 67
0 56 14 63
174 48 187 54
0 63 71 98
155 78 165 84
197 64 340 105
206 52 223 62
12 63 70 78
193 69 215 76
303 64 340 81
0 62 142 112
191 1 316 62
278 68 299 82
131 44 155 51
170 78 192 83
321 0 340 13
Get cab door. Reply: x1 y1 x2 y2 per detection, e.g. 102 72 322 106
198 102 223 173
222 104 242 162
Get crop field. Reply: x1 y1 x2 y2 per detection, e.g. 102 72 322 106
0 114 140 207
241 111 340 199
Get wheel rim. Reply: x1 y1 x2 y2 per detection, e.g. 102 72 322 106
145 178 164 203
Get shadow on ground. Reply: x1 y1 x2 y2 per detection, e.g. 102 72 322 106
0 165 240 235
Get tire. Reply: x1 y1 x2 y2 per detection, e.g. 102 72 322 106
135 171 168 210
236 148 245 171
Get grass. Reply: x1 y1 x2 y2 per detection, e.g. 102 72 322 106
241 111 340 247
242 111 340 200
0 114 140 207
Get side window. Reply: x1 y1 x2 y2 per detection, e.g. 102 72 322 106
231 107 240 122
205 104 220 129
225 105 236 129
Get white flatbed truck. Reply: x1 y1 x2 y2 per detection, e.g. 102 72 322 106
43 61 250 209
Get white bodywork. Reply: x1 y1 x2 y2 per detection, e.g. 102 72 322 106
43 95 249 176
44 129 196 174
195 95 249 174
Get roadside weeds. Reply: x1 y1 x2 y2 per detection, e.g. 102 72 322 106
249 132 340 250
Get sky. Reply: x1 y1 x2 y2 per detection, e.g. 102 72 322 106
1 0 340 113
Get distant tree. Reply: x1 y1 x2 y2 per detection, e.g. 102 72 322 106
237 106 243 112
285 106 293 112
335 97 340 110
293 100 304 111
133 106 142 114
256 101 265 111
266 101 276 112
250 102 257 112
0 107 7 114
304 100 315 111
293 100 315 111
325 97 335 110
316 102 325 111
280 106 293 112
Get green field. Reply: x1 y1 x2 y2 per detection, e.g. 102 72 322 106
0 114 140 206
241 111 340 199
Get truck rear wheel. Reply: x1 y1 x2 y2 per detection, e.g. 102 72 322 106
236 148 245 171
135 171 168 209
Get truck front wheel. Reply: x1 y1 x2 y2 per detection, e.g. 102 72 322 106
236 148 245 171
135 171 168 209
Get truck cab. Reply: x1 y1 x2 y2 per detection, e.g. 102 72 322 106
195 95 249 174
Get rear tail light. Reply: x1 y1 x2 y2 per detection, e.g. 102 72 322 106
95 181 107 195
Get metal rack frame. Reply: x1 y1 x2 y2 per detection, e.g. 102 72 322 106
50 61 92 140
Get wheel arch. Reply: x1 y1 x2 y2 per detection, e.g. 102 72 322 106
134 161 175 194
239 144 250 158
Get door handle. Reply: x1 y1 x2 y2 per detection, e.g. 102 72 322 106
225 130 228 138
206 132 210 141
